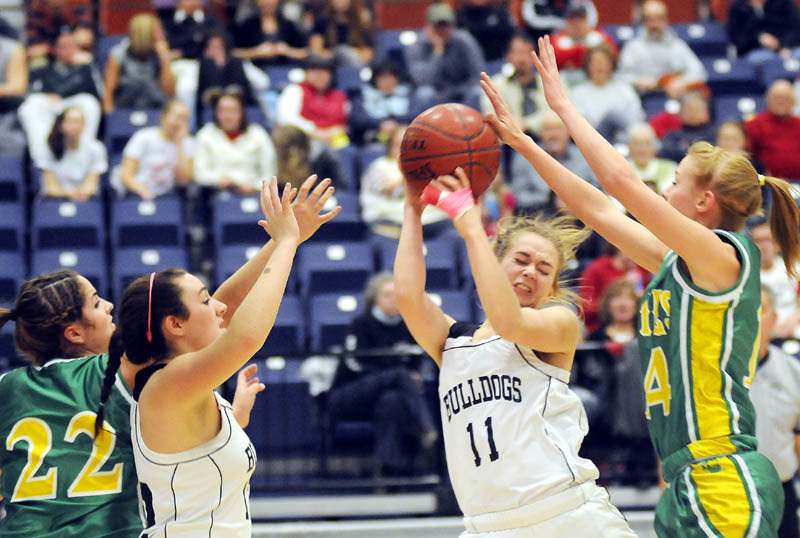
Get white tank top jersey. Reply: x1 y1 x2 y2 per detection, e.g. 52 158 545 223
439 322 599 517
131 391 257 537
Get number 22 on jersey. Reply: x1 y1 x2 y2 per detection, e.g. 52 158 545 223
5 411 123 502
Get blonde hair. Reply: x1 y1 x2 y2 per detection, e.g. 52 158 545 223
273 124 311 189
128 13 158 57
687 141 800 277
492 214 590 309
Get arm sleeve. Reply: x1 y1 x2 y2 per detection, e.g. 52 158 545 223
275 84 317 133
192 128 221 186
122 129 146 159
89 141 108 175
616 42 641 85
677 41 707 82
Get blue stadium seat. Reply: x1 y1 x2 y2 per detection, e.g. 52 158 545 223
104 108 161 158
265 65 305 93
428 289 476 323
213 243 299 296
297 241 374 296
0 202 24 251
308 292 363 352
641 94 671 118
96 34 125 69
31 248 109 297
212 191 266 247
601 24 636 49
244 359 319 456
759 57 800 88
0 252 24 303
335 144 359 192
111 246 189 299
484 59 507 77
0 323 24 371
336 66 368 97
703 58 761 96
713 94 764 122
110 196 184 249
0 157 24 202
374 28 419 71
673 22 728 57
31 199 105 250
259 294 306 356
308 190 365 242
376 236 459 289
358 144 387 177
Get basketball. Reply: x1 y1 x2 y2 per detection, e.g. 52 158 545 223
399 103 501 199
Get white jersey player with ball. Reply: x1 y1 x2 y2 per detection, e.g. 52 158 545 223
394 168 635 537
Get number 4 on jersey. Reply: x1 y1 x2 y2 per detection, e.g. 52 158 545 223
644 346 672 419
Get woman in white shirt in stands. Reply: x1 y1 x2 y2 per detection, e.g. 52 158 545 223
39 106 107 200
113 99 195 199
194 89 277 194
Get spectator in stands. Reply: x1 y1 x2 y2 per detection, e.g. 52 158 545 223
0 31 27 157
520 0 598 43
455 0 515 63
232 0 309 69
272 123 348 190
745 79 800 181
658 91 716 162
162 0 225 60
627 123 677 193
18 30 101 166
750 286 800 538
618 0 707 98
348 59 414 146
26 0 93 68
571 45 643 142
715 120 765 173
196 31 256 122
327 271 438 477
510 110 597 214
309 0 374 68
749 217 800 338
102 13 175 113
551 4 617 86
404 3 485 112
112 99 194 199
275 54 351 149
194 90 277 193
38 106 106 200
479 32 550 137
574 279 640 457
360 124 449 239
727 0 800 65
578 241 650 333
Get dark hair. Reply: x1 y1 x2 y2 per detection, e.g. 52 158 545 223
369 59 404 88
273 124 311 188
202 29 231 58
211 89 249 132
323 0 372 49
598 278 640 327
582 44 617 77
0 270 85 366
46 107 82 160
95 269 188 436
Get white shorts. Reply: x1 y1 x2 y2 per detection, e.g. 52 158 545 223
459 481 637 538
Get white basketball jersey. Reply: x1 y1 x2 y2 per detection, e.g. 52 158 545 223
131 392 256 537
439 323 599 517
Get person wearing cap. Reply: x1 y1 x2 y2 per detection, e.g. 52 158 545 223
550 3 617 86
404 2 485 112
617 0 707 98
521 0 598 43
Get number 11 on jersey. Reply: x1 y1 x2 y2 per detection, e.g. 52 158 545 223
466 416 500 467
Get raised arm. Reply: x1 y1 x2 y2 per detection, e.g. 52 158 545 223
529 36 740 290
427 170 580 356
393 199 454 366
481 72 668 274
213 175 340 325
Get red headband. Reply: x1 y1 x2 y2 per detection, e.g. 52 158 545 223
146 272 155 343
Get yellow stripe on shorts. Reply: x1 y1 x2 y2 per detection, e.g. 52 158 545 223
690 456 752 538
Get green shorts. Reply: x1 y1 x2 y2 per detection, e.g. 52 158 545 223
655 449 783 537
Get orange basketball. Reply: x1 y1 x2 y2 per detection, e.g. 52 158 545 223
399 103 501 199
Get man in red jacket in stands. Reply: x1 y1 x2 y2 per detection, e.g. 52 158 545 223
745 79 800 181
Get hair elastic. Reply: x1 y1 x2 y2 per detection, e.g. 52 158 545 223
146 272 155 343
758 174 766 186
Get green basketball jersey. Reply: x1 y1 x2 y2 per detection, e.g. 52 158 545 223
0 355 142 537
637 230 761 461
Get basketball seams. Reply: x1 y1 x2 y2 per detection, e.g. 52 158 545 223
448 104 477 189
399 145 501 163
407 120 488 142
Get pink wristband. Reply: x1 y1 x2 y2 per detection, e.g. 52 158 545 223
421 184 475 221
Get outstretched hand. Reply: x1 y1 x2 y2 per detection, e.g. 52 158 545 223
290 175 342 243
258 177 300 245
531 35 572 114
480 73 526 148
231 363 266 428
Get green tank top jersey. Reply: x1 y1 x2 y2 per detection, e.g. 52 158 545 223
0 355 142 537
638 230 761 462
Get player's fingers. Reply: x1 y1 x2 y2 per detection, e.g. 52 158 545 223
247 376 261 387
314 186 335 211
437 175 461 191
254 383 266 393
318 205 342 224
454 167 470 188
260 178 271 215
297 174 317 201
309 176 330 202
